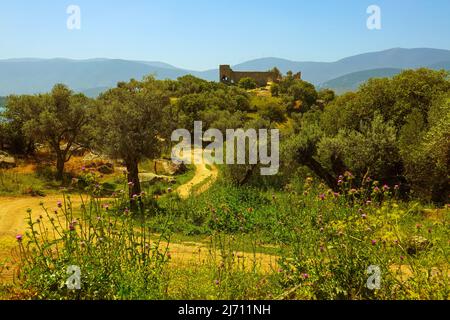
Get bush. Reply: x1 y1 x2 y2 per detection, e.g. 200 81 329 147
238 77 258 90
17 193 171 299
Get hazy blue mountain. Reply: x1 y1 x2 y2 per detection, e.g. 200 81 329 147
1 48 449 96
0 59 196 96
428 60 450 71
231 48 450 85
319 57 450 93
319 68 403 93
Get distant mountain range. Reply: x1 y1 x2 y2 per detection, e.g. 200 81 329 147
319 68 403 93
1 48 450 97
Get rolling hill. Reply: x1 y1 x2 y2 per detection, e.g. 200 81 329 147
1 48 450 96
319 68 403 93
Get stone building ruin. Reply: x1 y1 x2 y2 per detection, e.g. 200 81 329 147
219 65 301 86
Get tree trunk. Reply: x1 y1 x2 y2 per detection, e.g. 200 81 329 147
300 155 339 192
239 164 257 186
126 159 143 212
56 154 65 181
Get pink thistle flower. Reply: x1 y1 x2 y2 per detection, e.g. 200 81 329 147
57 201 62 208
16 234 23 242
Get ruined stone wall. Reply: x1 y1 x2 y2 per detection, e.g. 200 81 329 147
220 65 281 86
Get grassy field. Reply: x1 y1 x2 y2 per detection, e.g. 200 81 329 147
0 159 448 300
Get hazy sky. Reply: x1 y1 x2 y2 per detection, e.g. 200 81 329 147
1 0 449 70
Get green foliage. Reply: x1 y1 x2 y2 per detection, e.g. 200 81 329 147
317 88 336 104
258 101 287 124
238 77 258 90
4 85 92 179
270 83 280 97
0 170 47 196
288 69 450 202
18 193 171 299
176 85 251 129
399 94 450 202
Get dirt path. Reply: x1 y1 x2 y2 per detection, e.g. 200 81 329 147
0 195 82 282
176 146 218 199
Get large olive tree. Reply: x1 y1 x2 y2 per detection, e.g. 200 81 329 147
95 78 170 209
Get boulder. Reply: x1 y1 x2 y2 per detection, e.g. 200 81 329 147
406 236 432 255
0 151 16 169
157 159 187 175
139 172 176 185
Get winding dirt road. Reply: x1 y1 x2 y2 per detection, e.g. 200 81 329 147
0 150 219 282
176 146 218 199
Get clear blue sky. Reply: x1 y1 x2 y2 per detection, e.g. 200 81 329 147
1 0 449 70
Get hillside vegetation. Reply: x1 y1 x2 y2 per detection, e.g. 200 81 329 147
0 68 448 300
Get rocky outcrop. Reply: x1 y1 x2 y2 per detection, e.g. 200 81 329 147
0 151 16 169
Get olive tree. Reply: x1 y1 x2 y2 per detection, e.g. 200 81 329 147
95 78 170 209
6 84 92 180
